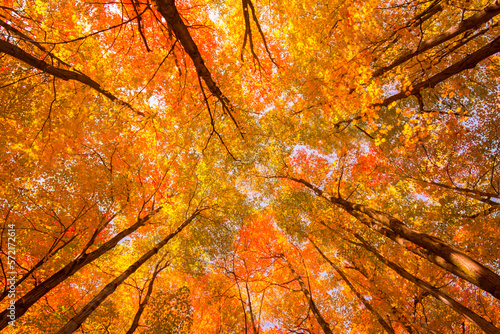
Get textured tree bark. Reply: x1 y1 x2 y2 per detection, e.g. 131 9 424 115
355 234 500 334
318 217 472 289
310 239 395 334
287 177 500 301
0 39 143 115
0 208 160 330
373 0 500 77
56 208 204 334
335 198 500 301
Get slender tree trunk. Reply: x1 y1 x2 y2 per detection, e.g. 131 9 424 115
0 234 77 302
318 218 488 299
284 259 334 334
373 0 500 77
412 178 500 202
56 208 205 334
0 39 142 115
125 258 169 334
348 261 416 333
377 35 500 107
0 208 160 330
245 280 259 334
242 258 259 334
230 251 250 333
410 178 500 217
153 0 240 130
287 177 500 300
336 31 500 128
309 239 395 334
354 233 500 334
336 198 500 300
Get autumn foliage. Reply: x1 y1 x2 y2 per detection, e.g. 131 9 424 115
1 0 500 333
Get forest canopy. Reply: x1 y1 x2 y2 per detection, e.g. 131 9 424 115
1 0 500 332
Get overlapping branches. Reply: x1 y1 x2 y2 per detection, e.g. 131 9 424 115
153 0 245 138
0 39 145 116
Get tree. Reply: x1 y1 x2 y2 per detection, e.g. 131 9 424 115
1 0 500 332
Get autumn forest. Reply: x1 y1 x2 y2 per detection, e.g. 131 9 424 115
1 0 500 332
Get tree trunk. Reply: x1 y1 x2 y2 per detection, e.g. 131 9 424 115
373 0 500 77
287 177 500 300
125 258 169 334
0 39 142 115
153 0 242 134
310 239 395 334
0 208 160 330
377 35 500 107
56 208 204 334
354 233 500 334
285 259 334 334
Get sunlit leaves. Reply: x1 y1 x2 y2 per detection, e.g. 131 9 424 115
2 0 500 332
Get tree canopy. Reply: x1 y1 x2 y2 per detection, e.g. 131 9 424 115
1 0 500 332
